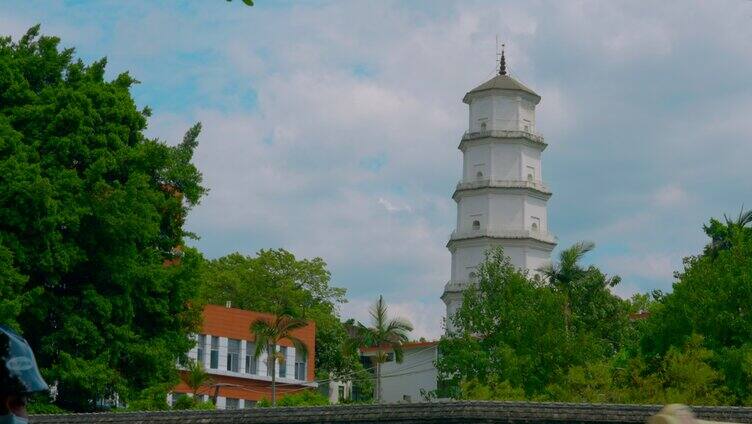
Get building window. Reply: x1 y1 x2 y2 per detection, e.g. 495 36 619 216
294 349 307 380
196 334 206 365
279 346 287 378
472 220 480 230
526 165 536 182
210 336 219 369
338 386 346 402
245 341 257 375
267 345 274 377
476 171 483 179
531 216 541 232
469 271 476 279
225 398 240 410
480 122 487 132
227 339 241 372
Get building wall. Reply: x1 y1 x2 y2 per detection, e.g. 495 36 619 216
173 305 317 409
371 344 438 404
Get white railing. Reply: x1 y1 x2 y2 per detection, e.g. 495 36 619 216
449 228 557 244
462 129 545 144
455 179 550 193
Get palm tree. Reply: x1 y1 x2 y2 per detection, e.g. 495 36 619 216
251 313 308 406
538 241 594 334
704 207 752 255
357 295 413 403
185 359 213 401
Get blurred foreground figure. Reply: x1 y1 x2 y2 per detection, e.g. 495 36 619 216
0 326 49 423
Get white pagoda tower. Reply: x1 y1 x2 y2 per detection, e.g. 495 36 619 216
441 53 556 334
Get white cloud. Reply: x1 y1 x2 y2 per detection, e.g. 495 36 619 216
604 253 678 289
652 184 689 209
378 197 413 213
4 0 752 337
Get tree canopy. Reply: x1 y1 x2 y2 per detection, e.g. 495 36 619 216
0 26 206 411
441 209 752 406
196 249 362 380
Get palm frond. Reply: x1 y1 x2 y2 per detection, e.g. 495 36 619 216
385 317 413 335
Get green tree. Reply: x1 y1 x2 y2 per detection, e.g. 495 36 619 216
538 241 595 334
184 360 213 399
0 245 31 331
0 26 206 410
439 247 567 396
196 250 360 380
640 209 752 403
439 247 628 400
356 295 413 403
703 207 752 256
251 313 308 406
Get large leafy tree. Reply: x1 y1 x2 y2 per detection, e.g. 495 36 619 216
196 250 362 380
439 246 627 399
640 209 752 403
250 313 308 406
356 295 413 403
0 26 206 410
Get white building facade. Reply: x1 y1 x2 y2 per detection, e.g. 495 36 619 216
360 342 439 404
169 305 317 409
441 65 556 334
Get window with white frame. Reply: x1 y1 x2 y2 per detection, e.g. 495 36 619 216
294 348 306 380
227 338 241 372
279 346 288 378
196 334 206 365
245 341 257 375
210 336 219 369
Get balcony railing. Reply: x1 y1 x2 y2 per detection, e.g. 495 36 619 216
462 129 545 144
455 178 551 194
449 228 557 245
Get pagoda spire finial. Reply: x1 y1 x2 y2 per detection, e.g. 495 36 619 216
499 43 507 76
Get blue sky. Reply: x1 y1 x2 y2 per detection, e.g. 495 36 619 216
3 0 751 338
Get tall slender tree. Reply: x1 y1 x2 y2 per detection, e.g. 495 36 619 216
251 313 308 406
184 360 212 400
357 296 413 403
538 241 594 334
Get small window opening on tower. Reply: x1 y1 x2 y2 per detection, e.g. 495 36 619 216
476 171 483 179
531 216 541 232
526 166 536 182
480 122 487 132
472 220 480 230
469 271 477 279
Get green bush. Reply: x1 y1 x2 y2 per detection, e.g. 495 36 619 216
256 390 329 407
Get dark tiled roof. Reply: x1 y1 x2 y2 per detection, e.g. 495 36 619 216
30 401 752 424
464 74 540 103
